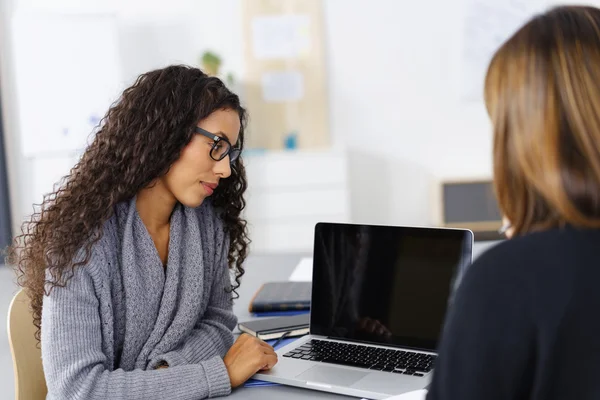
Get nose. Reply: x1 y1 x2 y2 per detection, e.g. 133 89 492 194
213 156 232 178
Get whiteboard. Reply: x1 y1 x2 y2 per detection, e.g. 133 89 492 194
12 11 122 156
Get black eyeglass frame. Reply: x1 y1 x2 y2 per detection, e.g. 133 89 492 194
195 127 241 163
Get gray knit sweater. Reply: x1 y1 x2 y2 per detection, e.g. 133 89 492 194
41 198 237 399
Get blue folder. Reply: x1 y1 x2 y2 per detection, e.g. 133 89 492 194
251 310 310 318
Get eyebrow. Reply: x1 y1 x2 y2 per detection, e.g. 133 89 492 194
197 126 238 145
216 130 240 147
215 131 231 142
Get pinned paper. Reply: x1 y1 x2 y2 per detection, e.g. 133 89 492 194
261 70 304 102
251 14 311 59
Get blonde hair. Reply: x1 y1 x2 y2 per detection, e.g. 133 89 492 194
485 6 600 236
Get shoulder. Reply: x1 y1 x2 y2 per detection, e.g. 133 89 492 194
472 227 598 278
460 227 599 310
457 240 530 312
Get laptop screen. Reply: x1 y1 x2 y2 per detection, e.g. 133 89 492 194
310 223 473 351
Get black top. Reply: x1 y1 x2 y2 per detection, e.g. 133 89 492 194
427 227 600 400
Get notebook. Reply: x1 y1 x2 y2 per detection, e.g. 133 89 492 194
238 314 310 340
248 281 311 313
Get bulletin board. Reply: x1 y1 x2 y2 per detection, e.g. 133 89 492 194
241 0 330 150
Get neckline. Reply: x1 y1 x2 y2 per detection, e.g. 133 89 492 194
133 198 180 271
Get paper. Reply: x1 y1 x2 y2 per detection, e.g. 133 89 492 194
461 0 544 101
251 14 311 59
381 389 428 400
261 70 304 102
289 257 313 281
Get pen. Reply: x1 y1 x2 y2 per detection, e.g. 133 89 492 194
272 331 292 348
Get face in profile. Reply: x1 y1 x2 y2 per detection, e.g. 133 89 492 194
160 108 241 208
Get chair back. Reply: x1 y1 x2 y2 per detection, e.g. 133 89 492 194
7 289 48 400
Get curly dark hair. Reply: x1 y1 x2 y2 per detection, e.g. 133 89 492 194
6 65 250 341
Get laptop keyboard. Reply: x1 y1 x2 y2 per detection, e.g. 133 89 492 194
283 339 435 377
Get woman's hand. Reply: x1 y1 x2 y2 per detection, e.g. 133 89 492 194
357 317 392 340
154 361 169 369
223 333 278 388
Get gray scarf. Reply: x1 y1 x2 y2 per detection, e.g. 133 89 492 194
113 198 219 370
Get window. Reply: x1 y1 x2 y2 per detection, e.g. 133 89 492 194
0 86 12 249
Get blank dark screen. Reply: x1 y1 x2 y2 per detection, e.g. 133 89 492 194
443 181 501 223
310 223 472 351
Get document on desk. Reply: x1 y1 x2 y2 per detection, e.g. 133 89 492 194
289 257 313 281
376 389 428 400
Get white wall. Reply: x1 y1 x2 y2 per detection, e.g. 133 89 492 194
325 0 493 227
3 0 598 248
2 0 246 236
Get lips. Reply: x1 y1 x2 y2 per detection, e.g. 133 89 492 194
201 181 218 196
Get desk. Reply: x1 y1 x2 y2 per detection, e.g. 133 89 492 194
228 242 499 399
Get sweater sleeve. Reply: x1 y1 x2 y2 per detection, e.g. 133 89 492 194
149 234 237 368
41 261 231 400
426 249 536 400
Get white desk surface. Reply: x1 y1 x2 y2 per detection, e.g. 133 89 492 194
228 242 498 399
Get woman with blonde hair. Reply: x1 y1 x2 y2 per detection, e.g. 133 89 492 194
428 6 600 400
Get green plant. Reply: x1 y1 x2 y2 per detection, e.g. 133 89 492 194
201 51 222 76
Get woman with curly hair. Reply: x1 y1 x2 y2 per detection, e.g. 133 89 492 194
7 65 277 399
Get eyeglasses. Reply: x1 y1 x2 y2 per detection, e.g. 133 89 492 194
195 127 241 163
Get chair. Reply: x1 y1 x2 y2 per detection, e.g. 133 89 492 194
7 289 48 400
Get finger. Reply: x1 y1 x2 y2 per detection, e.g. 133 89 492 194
261 346 278 358
251 338 273 354
358 318 367 330
373 321 385 334
258 340 275 351
251 338 275 354
255 353 276 371
261 354 278 370
366 321 376 333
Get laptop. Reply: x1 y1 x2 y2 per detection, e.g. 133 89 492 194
253 222 473 399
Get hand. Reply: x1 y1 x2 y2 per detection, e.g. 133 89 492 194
357 317 392 340
223 334 278 388
154 361 169 370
